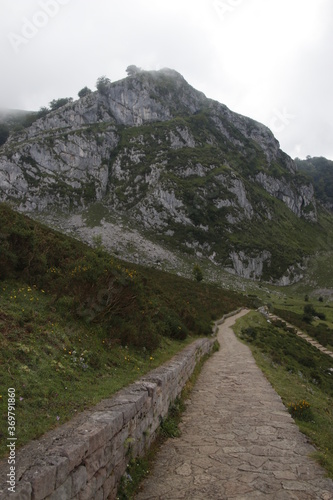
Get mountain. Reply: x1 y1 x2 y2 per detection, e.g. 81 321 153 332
0 68 332 284
0 108 34 125
295 156 333 212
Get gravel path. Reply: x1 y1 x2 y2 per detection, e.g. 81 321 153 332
135 310 333 499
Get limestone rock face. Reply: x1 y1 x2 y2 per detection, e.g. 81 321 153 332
16 69 205 140
227 251 272 280
228 177 254 220
1 126 118 211
0 68 321 281
255 172 316 221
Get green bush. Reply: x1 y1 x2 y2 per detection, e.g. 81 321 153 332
288 400 314 421
160 398 185 438
162 312 188 340
96 76 111 95
241 327 257 341
193 264 203 282
49 97 73 111
303 302 326 323
78 86 92 98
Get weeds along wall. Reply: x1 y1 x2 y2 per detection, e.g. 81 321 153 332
0 337 215 500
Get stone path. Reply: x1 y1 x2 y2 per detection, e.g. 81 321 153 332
135 310 333 499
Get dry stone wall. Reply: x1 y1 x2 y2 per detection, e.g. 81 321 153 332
0 337 215 500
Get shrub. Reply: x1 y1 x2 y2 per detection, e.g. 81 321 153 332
96 76 111 95
272 319 286 329
193 264 203 282
37 107 49 118
126 65 142 76
303 303 316 323
288 400 314 421
303 304 326 322
241 327 257 341
303 313 313 324
78 86 92 98
190 318 213 336
160 398 184 438
304 304 316 316
163 313 188 340
49 97 73 111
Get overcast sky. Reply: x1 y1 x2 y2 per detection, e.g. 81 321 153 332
1 0 333 160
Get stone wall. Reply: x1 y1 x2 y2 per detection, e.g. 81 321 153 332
213 308 243 333
0 337 215 500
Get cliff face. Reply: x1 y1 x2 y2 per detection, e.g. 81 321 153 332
0 69 322 282
296 156 333 213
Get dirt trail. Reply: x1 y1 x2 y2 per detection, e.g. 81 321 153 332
135 309 333 499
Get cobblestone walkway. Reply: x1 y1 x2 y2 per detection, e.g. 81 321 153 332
135 310 333 499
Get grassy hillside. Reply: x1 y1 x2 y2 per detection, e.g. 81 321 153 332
0 203 248 457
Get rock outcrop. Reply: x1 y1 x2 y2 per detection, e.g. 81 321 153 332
255 172 317 221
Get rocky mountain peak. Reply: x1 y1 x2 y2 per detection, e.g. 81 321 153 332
0 67 327 283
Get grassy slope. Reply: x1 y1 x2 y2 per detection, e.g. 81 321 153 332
239 259 333 351
0 203 248 458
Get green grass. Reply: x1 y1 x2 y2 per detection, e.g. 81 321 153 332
303 252 333 290
233 311 333 478
0 279 225 456
0 203 248 458
0 279 199 458
256 287 333 350
233 258 333 351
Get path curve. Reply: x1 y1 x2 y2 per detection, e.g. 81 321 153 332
135 309 333 499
